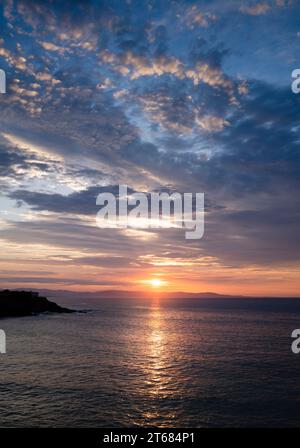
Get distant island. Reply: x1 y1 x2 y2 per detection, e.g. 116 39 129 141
32 288 244 300
0 290 75 318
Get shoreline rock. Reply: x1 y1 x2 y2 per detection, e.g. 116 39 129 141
0 290 76 318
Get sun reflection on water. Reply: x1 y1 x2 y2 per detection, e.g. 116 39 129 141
147 304 166 395
137 300 178 424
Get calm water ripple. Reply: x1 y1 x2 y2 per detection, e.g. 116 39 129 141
0 297 300 427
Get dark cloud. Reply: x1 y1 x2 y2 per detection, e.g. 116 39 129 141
0 276 128 286
0 143 27 177
9 185 133 215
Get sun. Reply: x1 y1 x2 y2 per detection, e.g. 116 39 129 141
149 279 165 288
140 278 168 290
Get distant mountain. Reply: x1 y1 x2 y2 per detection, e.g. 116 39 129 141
0 290 75 318
19 288 242 300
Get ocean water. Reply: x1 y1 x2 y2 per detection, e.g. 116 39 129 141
0 297 300 428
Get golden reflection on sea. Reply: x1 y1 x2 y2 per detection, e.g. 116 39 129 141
138 299 177 424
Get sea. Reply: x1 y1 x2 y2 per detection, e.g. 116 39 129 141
0 297 300 427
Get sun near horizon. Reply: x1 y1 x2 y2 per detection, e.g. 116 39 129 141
143 279 168 289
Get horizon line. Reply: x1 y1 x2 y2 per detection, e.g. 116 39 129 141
2 287 300 299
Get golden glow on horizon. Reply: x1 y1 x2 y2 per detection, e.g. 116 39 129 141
1 236 300 296
147 279 166 288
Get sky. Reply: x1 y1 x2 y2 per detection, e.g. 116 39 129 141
0 0 300 296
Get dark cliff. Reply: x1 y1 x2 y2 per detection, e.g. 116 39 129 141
0 290 75 318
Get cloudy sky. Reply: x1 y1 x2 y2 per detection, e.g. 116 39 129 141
0 0 299 296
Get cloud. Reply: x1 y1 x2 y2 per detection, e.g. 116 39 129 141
9 185 126 215
100 50 184 80
184 5 217 28
240 0 294 15
0 39 28 72
39 41 68 54
138 90 229 134
0 0 299 293
0 276 127 286
99 50 237 101
240 3 271 15
0 142 29 179
195 114 230 132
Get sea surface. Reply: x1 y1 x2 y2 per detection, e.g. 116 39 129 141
0 297 300 427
